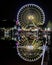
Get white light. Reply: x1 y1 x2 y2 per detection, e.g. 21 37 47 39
47 28 50 31
27 45 34 50
27 15 34 20
44 35 47 38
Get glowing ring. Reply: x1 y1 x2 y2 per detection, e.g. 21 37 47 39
17 45 43 62
17 4 45 28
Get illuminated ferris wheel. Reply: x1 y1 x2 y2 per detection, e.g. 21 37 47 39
17 4 45 28
16 4 45 62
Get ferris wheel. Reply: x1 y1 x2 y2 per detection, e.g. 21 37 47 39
17 4 45 28
16 4 46 62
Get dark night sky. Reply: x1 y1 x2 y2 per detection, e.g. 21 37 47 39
0 0 52 21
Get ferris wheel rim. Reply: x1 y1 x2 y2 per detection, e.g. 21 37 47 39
17 4 45 25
